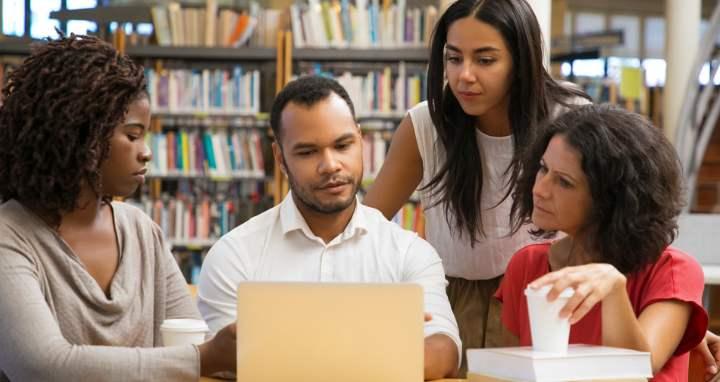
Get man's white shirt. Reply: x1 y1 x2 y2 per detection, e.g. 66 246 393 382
197 192 461 354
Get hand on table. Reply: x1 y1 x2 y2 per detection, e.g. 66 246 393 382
198 322 237 376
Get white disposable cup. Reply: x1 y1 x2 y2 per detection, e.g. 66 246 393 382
160 319 209 347
524 285 574 353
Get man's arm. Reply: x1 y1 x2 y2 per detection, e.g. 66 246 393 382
424 333 459 380
197 237 252 333
403 237 462 379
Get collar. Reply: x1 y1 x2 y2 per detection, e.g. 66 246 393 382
279 192 369 244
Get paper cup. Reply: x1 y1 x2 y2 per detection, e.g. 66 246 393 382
524 285 574 353
160 319 209 347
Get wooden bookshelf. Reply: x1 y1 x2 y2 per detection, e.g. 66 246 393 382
294 47 429 63
126 46 276 61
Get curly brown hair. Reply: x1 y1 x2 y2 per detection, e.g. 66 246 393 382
0 34 146 224
510 104 684 274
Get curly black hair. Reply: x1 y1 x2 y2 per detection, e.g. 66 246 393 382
510 104 684 274
0 34 146 225
270 75 356 144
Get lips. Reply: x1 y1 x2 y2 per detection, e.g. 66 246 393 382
534 204 552 215
133 168 148 176
457 91 481 98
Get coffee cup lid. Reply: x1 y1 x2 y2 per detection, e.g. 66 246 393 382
524 285 574 298
160 319 209 333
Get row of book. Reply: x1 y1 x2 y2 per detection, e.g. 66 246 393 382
129 187 273 246
145 67 261 115
150 1 284 48
362 130 392 180
391 202 425 234
290 0 439 49
298 62 426 117
146 129 267 179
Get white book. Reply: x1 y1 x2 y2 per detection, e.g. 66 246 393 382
395 0 405 46
211 133 227 176
301 9 316 47
158 134 168 174
308 0 329 48
355 0 369 48
290 4 305 48
395 61 406 112
467 345 652 382
252 70 260 113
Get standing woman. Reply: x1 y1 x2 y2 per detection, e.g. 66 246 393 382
0 34 234 381
363 0 589 372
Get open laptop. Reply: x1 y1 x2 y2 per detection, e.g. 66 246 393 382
235 282 424 382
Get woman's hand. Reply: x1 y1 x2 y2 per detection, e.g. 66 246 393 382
198 322 237 376
529 263 627 324
695 330 720 380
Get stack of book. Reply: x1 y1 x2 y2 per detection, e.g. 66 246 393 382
146 128 266 179
289 0 439 49
145 67 261 115
466 345 652 381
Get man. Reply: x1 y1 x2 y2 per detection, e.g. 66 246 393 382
197 76 460 379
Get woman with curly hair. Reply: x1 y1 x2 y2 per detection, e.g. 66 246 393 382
496 104 708 380
0 34 235 381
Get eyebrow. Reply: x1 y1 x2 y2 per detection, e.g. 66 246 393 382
541 158 579 183
446 44 501 54
291 132 357 151
123 122 147 131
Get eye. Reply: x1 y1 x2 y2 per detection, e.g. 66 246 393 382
127 134 140 142
476 57 496 65
296 150 314 156
336 142 351 150
558 177 573 188
538 161 548 174
446 55 461 64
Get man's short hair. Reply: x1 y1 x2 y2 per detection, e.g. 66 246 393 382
270 76 356 143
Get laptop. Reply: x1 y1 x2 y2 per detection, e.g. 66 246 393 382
235 282 424 382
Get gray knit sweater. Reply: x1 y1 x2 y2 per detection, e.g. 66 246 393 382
0 200 201 381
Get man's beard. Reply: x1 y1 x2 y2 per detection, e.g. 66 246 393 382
286 169 360 214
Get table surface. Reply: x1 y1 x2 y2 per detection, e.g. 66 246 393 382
200 379 465 382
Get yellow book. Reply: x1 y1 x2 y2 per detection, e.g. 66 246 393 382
181 130 190 174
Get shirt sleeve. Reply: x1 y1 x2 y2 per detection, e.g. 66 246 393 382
401 236 462 363
197 235 252 334
637 248 708 355
0 242 200 382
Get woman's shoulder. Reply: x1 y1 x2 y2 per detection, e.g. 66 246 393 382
506 242 552 274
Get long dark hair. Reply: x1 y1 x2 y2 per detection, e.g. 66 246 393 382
510 104 684 274
0 34 146 226
424 0 590 245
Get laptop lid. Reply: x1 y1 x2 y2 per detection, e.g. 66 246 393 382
236 282 424 382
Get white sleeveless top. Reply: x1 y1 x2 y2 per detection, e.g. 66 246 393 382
408 99 587 280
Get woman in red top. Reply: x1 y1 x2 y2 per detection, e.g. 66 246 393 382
496 104 708 380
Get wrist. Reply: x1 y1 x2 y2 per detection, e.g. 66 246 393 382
198 341 218 376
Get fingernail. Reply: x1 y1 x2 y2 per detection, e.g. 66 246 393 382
711 365 718 374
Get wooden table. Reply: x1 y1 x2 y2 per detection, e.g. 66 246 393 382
200 379 466 382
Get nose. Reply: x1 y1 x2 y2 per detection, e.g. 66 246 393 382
317 148 342 175
532 171 551 199
139 141 152 163
459 61 476 83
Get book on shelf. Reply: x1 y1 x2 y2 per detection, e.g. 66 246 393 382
290 0 438 49
129 183 272 248
296 62 426 117
150 1 287 48
145 67 261 115
146 128 266 179
466 345 652 382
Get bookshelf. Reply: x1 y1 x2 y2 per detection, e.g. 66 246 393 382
286 0 434 234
